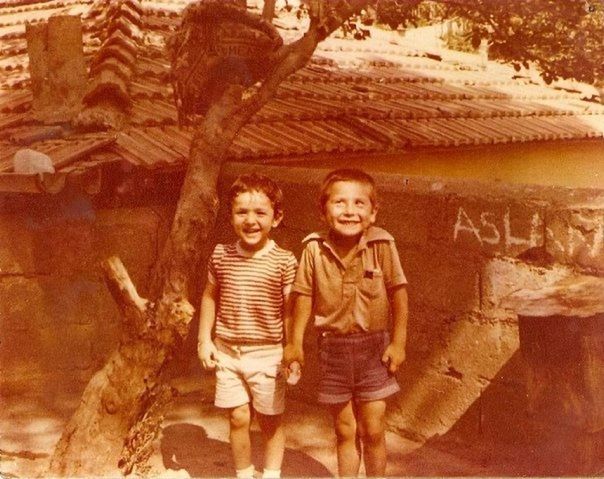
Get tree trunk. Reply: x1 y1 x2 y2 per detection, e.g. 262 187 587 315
49 86 247 477
49 2 369 475
263 0 277 20
48 258 194 476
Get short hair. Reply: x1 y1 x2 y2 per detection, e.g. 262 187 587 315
228 173 284 216
319 168 378 211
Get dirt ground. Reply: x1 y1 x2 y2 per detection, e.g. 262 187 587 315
0 373 584 478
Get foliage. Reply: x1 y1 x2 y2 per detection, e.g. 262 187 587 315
375 0 444 29
440 23 477 53
373 0 604 86
291 2 373 39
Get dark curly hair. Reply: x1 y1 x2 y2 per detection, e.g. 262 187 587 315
228 173 284 217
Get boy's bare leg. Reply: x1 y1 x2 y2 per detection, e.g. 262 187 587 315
229 404 253 470
357 399 387 476
256 412 285 471
330 401 361 477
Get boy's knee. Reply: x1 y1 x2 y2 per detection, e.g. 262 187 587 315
256 412 282 435
360 427 384 446
335 416 356 440
230 404 251 429
357 414 385 445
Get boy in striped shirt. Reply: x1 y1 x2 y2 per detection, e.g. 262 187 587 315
198 173 297 479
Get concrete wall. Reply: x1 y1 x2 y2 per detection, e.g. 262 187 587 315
216 163 604 472
1 164 602 472
0 189 173 396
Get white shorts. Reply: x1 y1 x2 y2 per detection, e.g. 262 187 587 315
214 338 286 415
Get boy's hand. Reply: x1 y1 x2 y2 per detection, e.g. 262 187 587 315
285 361 302 385
382 342 406 374
198 341 219 370
283 343 305 367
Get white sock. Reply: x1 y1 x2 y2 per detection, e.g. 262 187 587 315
236 464 256 478
262 468 281 478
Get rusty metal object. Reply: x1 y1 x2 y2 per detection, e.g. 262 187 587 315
168 1 283 122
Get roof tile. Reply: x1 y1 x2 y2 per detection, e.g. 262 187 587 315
0 1 601 175
0 133 116 172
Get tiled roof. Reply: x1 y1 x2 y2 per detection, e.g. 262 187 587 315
111 126 190 167
0 133 116 172
0 0 602 177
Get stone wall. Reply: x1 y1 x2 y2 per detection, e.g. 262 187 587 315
216 163 604 473
1 163 602 473
0 189 172 396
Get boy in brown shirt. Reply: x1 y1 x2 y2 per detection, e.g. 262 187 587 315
284 168 408 477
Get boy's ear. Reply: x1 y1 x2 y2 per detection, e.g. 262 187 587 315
320 205 328 222
370 204 378 224
272 210 283 228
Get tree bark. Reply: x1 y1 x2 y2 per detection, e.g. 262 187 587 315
49 2 370 475
262 0 277 20
48 86 248 477
49 258 194 476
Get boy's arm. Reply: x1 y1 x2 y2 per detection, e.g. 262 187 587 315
382 284 408 373
283 291 293 342
198 281 219 369
283 293 313 366
282 252 297 343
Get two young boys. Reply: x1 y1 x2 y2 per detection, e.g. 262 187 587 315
198 169 408 477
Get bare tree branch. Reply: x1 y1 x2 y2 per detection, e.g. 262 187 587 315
229 0 371 130
103 256 150 333
262 0 277 20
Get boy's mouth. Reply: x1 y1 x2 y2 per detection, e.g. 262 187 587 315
242 228 264 237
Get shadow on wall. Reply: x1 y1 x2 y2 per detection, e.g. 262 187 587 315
396 350 535 476
386 305 520 437
1 191 111 396
160 423 332 478
400 347 603 477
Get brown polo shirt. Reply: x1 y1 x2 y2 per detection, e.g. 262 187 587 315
292 226 407 334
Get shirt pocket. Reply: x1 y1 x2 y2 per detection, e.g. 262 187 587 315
358 268 384 299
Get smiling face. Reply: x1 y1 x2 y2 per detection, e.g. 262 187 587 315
231 190 282 252
322 180 377 242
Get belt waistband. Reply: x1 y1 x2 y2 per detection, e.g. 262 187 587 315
319 329 386 338
216 336 282 347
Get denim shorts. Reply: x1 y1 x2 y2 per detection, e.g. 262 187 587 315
317 330 400 404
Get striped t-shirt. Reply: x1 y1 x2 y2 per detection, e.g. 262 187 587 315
208 240 297 344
